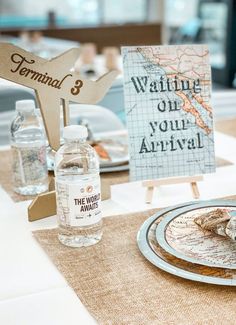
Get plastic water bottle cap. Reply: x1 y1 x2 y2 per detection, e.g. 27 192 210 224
63 125 88 140
16 100 35 112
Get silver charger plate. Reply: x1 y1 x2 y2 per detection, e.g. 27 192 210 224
100 163 129 173
137 200 236 286
156 200 236 270
47 159 129 173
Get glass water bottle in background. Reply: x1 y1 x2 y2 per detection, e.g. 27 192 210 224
55 125 102 247
10 100 48 195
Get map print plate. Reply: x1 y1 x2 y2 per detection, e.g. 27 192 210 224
137 201 236 286
156 201 236 269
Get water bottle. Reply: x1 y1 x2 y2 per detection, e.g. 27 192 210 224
10 100 48 195
55 125 102 247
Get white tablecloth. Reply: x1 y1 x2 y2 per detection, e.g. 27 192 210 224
0 186 129 325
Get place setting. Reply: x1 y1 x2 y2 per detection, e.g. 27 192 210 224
138 200 236 286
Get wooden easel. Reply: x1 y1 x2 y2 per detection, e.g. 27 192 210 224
142 175 203 204
0 42 118 221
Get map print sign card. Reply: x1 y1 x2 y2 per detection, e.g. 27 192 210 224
122 45 215 181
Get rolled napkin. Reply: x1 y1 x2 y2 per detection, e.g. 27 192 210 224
194 209 236 241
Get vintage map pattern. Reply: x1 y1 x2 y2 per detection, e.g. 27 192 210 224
122 45 216 181
148 215 236 280
165 207 236 268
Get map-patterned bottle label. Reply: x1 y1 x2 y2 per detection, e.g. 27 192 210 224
12 143 47 186
56 176 102 227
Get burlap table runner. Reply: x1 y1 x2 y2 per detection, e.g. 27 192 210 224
34 209 236 325
215 118 236 138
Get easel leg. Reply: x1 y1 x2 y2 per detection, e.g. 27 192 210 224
146 186 154 204
191 182 200 199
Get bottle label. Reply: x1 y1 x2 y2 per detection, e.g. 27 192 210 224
56 177 102 227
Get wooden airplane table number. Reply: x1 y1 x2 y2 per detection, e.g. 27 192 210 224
0 42 119 221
